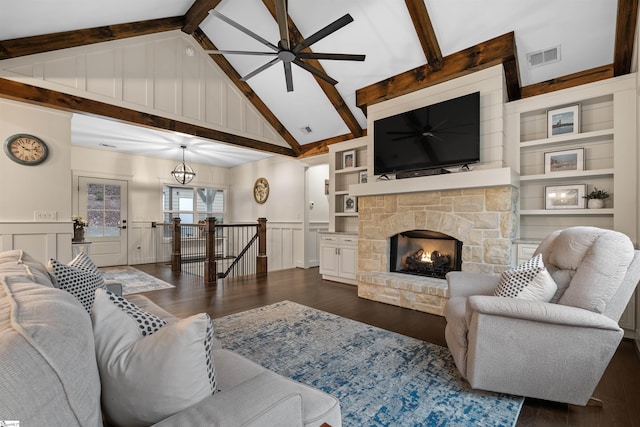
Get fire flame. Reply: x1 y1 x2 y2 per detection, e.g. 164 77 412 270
420 252 432 263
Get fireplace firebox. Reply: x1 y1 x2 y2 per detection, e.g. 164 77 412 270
390 230 462 279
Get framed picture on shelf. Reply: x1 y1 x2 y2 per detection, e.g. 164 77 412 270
544 148 584 174
359 171 368 184
344 195 357 213
547 104 580 137
545 184 586 209
342 150 356 168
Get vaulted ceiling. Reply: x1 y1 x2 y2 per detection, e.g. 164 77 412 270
0 0 637 166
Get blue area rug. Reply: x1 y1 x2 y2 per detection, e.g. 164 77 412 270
213 301 523 426
99 266 175 295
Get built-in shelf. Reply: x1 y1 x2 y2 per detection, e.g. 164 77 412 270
335 190 349 196
335 213 359 217
520 128 614 149
520 168 614 182
520 208 614 216
335 166 368 175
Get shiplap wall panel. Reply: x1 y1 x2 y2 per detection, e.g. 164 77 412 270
0 31 287 148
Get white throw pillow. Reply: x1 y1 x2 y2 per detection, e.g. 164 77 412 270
68 250 100 275
47 258 106 312
494 254 557 302
91 289 217 427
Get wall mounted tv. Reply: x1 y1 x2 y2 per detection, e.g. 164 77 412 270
373 91 480 177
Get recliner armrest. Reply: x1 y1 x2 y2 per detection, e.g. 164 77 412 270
467 295 621 331
446 271 499 298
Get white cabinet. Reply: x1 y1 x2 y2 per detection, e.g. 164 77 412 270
319 233 358 285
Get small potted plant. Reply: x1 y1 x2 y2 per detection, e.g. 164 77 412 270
72 216 89 242
583 187 609 209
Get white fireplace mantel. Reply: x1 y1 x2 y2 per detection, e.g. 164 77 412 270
349 167 519 197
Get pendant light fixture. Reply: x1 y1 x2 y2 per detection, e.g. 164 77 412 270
171 145 196 185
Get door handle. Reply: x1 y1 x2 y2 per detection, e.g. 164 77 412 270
119 225 127 230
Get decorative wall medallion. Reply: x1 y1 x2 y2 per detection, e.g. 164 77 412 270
4 134 49 165
254 177 269 204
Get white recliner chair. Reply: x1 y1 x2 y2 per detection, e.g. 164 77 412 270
444 226 640 405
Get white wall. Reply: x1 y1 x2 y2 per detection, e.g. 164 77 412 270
229 156 329 270
71 145 230 265
0 98 73 263
306 163 330 267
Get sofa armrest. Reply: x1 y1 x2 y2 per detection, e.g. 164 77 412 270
153 389 303 427
446 271 499 298
467 295 621 331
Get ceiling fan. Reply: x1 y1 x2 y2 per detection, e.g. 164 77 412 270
206 0 365 92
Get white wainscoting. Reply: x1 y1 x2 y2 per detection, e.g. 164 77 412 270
0 222 73 264
128 220 158 265
306 222 329 268
267 221 302 271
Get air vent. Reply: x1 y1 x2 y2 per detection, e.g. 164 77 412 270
300 125 313 135
527 46 561 68
99 143 117 148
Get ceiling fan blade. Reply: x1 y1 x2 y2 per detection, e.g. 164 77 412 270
241 57 281 81
275 0 290 51
297 52 365 61
205 50 278 56
293 14 354 53
211 10 279 52
283 61 294 92
292 59 338 85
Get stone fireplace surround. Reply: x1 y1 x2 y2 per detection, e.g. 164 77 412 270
355 179 518 316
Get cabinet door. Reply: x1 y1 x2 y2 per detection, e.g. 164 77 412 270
319 244 339 276
339 246 358 280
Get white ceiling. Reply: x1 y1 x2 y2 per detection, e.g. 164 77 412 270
0 0 623 167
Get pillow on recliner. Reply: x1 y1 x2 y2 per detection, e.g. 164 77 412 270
494 254 557 302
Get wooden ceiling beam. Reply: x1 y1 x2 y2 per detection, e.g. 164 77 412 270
613 0 639 76
261 0 364 139
182 0 223 34
0 77 296 157
404 0 442 70
0 17 185 60
356 32 518 109
520 65 614 99
296 131 368 158
192 28 302 154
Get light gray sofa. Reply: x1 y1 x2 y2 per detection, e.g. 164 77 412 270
0 249 341 426
444 226 640 406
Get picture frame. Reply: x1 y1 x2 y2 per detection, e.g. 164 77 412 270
344 195 357 213
359 171 368 184
544 148 584 174
545 184 586 209
324 179 329 195
547 104 580 137
342 150 356 169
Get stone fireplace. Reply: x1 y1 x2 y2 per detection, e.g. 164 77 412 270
390 230 462 279
357 185 518 315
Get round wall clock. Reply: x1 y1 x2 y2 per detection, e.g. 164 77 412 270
4 134 49 166
253 177 269 204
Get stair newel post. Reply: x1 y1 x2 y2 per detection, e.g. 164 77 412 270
171 217 181 272
257 217 268 276
204 217 218 284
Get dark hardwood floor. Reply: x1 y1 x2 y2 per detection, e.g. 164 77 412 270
135 264 640 427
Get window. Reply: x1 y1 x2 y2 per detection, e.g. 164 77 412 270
162 186 225 226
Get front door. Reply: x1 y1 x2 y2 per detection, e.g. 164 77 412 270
78 177 128 266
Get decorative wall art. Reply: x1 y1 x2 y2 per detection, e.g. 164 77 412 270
547 104 580 137
544 148 584 174
545 184 586 209
344 195 357 213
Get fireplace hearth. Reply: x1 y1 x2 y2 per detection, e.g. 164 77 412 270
390 230 462 279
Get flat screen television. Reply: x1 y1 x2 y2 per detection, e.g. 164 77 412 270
373 91 480 177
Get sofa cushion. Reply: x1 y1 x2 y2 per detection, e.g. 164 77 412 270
494 254 557 302
0 278 102 426
69 250 100 274
0 249 54 287
47 258 106 312
92 288 217 427
102 290 167 336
